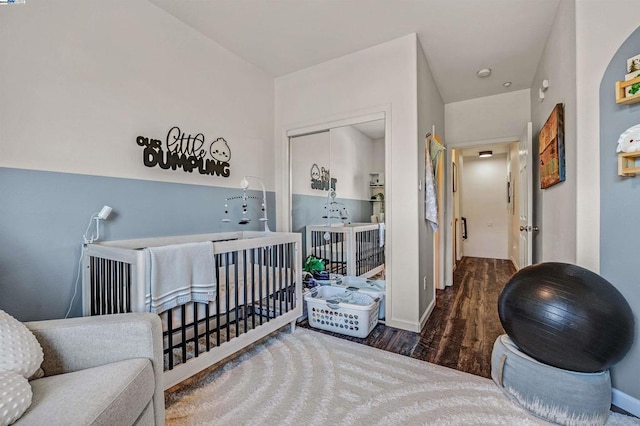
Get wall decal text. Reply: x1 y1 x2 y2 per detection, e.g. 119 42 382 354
136 126 231 177
310 163 336 190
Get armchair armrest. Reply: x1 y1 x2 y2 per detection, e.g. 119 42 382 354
25 313 165 425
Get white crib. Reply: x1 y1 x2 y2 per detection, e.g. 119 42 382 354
305 223 384 278
82 231 302 390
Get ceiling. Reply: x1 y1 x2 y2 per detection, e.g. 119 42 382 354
149 0 560 103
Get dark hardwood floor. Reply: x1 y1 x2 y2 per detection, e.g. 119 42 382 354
299 256 515 379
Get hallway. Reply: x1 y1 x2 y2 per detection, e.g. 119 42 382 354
300 256 515 378
413 256 514 377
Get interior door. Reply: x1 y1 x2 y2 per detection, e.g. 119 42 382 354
518 122 533 268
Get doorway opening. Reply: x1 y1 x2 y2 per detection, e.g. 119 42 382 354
453 142 517 268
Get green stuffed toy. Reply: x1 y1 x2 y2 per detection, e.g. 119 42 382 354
303 255 325 274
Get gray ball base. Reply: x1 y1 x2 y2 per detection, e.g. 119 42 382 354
491 334 611 426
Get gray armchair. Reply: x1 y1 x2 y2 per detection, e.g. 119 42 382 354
17 313 165 426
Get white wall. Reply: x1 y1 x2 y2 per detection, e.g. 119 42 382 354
291 127 375 200
575 0 640 272
530 0 577 264
0 0 274 190
330 126 375 201
461 154 509 259
275 34 436 331
445 90 531 145
291 132 331 196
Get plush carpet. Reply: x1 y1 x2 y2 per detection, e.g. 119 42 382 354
165 328 639 425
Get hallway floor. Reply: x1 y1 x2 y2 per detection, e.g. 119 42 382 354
299 256 515 378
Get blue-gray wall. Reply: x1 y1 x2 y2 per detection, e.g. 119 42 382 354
0 167 275 322
599 26 640 399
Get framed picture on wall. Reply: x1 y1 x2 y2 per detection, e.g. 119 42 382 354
539 103 565 189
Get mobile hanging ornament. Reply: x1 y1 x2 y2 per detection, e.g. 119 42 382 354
136 126 231 177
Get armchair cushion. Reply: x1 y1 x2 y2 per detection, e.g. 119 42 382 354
17 358 154 426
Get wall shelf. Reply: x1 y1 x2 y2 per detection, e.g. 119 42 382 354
615 76 640 105
369 172 384 220
618 151 640 176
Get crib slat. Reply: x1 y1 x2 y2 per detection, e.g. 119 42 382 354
167 313 174 370
259 247 264 325
181 306 187 364
96 258 102 314
107 259 112 314
215 253 221 347
193 303 199 358
225 252 230 342
234 250 239 338
251 248 256 327
125 263 131 313
243 249 248 334
90 257 96 315
278 244 283 317
285 243 290 313
117 262 122 313
331 233 336 274
205 303 210 350
110 260 116 314
100 259 107 314
270 246 276 322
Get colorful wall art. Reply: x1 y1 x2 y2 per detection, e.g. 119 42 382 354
539 103 565 189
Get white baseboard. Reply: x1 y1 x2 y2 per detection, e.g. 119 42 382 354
385 318 421 332
419 298 436 331
612 387 640 417
510 256 519 271
385 298 435 333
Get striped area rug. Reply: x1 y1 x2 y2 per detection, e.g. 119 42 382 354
166 328 638 425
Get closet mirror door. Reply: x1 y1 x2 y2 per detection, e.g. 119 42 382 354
290 118 385 280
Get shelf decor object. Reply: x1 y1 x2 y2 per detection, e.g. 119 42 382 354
615 75 640 105
616 124 640 176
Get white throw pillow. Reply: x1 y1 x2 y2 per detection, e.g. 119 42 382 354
0 311 44 379
0 370 32 425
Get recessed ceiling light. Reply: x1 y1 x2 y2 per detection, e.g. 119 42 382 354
476 68 492 78
479 150 493 158
503 81 512 87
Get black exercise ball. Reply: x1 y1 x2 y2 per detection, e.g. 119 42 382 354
498 262 634 373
